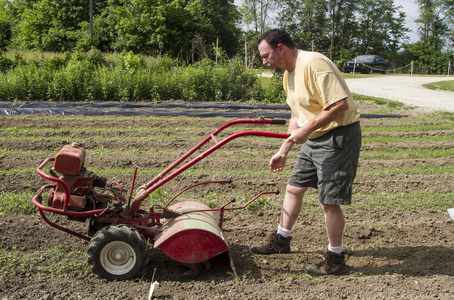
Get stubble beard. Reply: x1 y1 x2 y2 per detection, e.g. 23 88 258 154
269 65 284 74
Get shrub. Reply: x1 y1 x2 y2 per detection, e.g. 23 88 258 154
0 54 13 73
0 51 279 102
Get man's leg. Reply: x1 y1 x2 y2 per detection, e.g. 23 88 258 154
250 184 307 254
321 204 344 247
280 184 307 230
304 203 348 275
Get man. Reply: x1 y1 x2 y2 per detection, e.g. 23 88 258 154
251 29 361 276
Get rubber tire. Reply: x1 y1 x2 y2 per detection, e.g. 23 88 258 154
87 225 149 281
367 67 373 74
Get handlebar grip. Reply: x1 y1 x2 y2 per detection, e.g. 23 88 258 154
271 119 286 125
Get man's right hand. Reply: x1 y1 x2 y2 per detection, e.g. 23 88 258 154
269 153 287 172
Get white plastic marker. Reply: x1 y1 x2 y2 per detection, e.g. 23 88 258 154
448 208 454 220
148 268 159 300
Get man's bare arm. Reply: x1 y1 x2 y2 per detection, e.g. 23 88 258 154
288 98 349 145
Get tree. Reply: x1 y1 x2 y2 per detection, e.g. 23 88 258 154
277 0 330 50
0 1 12 49
239 0 276 36
9 0 240 57
326 0 359 59
416 0 448 50
13 0 101 51
189 0 241 58
355 0 408 57
403 41 453 74
276 0 408 61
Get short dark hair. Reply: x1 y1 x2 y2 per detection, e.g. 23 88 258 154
257 29 296 50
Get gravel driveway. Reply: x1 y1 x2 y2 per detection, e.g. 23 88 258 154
345 76 454 112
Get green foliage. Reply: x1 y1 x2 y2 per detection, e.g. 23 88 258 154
0 63 52 100
0 191 36 215
402 42 454 74
0 53 13 72
0 4 12 50
415 0 451 51
277 0 408 61
0 51 279 102
259 73 286 104
48 57 95 101
0 245 91 278
6 0 240 59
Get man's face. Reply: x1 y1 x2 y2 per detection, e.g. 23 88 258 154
258 40 284 73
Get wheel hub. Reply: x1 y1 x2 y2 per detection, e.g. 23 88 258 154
100 241 137 275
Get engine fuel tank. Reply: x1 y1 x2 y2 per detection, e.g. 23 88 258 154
54 144 85 175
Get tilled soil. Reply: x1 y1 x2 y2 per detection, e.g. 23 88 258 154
1 101 453 299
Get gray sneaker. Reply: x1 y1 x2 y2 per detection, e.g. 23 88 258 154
250 232 291 255
304 251 348 276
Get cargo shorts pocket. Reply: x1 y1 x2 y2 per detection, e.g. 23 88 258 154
318 170 353 205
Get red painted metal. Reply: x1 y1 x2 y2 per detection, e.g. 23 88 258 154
54 144 85 175
154 201 229 264
32 184 108 217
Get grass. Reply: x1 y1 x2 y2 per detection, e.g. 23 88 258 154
423 80 454 92
0 191 36 215
353 93 412 111
349 191 454 212
0 245 91 278
359 165 454 176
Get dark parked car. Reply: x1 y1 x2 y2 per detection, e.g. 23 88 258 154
343 55 389 74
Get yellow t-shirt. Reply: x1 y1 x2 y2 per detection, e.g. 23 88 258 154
283 50 360 139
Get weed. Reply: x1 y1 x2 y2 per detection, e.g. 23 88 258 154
147 189 169 205
0 191 36 215
203 192 220 208
226 271 236 280
0 245 90 278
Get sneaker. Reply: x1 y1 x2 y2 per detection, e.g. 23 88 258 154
250 232 291 254
304 251 348 276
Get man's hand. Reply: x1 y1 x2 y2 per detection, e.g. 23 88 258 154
269 152 287 172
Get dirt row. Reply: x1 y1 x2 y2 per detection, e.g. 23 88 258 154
1 102 453 299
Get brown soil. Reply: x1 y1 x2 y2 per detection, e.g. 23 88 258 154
1 102 453 299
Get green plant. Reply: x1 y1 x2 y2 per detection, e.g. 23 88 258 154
0 191 36 215
0 245 90 278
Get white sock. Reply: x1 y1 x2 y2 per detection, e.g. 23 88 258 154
277 225 292 238
328 244 343 255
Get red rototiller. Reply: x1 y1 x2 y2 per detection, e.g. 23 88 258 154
32 119 288 280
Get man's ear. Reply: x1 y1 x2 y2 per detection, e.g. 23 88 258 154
276 43 285 54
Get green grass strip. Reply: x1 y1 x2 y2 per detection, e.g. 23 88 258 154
362 135 454 143
360 148 454 160
0 246 90 278
423 80 454 92
348 191 454 212
0 191 37 215
0 167 36 176
358 165 454 176
362 123 454 132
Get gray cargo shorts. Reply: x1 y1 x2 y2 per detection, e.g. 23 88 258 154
288 121 361 205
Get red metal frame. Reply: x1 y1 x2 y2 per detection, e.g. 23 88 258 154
129 119 288 216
